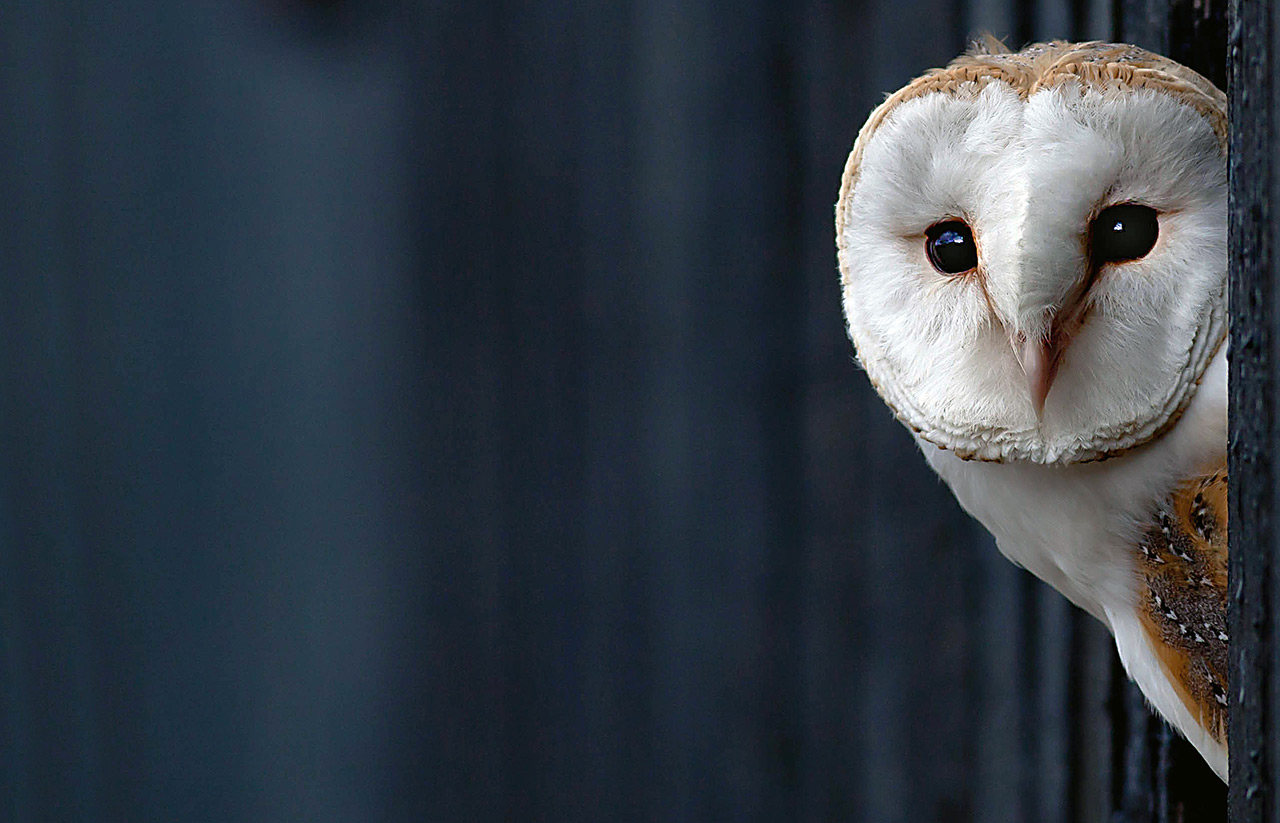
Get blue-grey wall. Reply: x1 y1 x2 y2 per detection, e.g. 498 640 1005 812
0 1 1224 821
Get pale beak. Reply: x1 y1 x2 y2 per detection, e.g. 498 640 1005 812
1019 335 1061 419
1012 272 1092 420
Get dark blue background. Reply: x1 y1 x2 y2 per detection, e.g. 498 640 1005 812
0 1 1224 820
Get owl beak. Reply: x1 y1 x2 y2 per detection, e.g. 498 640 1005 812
1015 275 1093 418
1017 335 1062 420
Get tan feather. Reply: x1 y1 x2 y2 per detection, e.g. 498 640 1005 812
837 41 1226 254
1137 463 1229 744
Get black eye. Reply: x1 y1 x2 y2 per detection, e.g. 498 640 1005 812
925 220 978 274
1091 204 1159 264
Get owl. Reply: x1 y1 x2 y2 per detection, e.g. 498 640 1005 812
836 41 1228 779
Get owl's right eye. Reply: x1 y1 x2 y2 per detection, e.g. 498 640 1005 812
925 221 978 275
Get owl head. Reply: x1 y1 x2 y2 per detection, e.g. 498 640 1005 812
836 41 1227 464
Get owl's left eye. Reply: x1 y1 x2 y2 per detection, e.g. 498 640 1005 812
925 220 978 275
1091 204 1159 264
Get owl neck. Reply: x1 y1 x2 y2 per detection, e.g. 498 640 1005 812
919 346 1227 628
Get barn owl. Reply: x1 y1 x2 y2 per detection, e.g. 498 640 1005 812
836 41 1228 779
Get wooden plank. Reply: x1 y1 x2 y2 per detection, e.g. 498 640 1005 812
1227 0 1278 819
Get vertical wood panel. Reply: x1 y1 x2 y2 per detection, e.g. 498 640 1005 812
1228 0 1277 819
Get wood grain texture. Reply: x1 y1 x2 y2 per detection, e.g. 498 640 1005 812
1227 0 1278 820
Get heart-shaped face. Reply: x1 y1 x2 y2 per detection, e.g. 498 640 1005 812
837 42 1226 465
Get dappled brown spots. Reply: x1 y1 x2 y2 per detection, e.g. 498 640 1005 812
1136 464 1228 744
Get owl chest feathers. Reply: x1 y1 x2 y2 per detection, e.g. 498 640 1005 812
921 344 1228 777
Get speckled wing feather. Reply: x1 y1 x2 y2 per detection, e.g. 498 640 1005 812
1137 464 1228 744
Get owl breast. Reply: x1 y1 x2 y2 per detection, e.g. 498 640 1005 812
1137 464 1228 744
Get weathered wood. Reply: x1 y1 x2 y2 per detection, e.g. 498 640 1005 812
1227 0 1277 820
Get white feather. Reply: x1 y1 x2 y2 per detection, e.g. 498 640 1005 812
921 345 1227 778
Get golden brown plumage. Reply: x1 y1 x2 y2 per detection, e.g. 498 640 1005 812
1137 464 1228 744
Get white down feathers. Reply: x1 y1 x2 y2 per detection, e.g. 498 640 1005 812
838 80 1226 465
923 344 1228 778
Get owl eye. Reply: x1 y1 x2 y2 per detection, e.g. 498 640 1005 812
1091 204 1159 264
925 220 978 274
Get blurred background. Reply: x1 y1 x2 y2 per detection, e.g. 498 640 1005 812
0 1 1226 821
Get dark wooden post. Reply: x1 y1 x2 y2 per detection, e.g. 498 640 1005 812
1227 0 1277 819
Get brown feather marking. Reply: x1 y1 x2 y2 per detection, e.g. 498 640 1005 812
1136 464 1228 744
